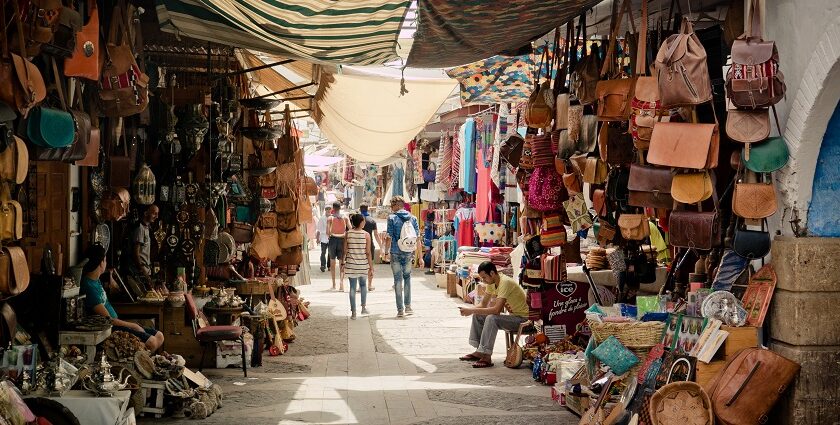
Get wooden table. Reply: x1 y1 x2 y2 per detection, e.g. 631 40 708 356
202 305 244 326
112 302 165 330
58 327 112 364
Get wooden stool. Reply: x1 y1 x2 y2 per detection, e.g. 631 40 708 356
140 380 166 418
505 322 538 351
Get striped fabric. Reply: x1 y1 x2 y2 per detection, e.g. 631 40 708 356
156 0 410 65
344 230 370 277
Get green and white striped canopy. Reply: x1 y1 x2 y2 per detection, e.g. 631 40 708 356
156 0 411 65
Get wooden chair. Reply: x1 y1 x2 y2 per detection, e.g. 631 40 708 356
184 292 247 377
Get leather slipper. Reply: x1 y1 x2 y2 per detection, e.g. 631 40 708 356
472 360 494 368
459 354 480 361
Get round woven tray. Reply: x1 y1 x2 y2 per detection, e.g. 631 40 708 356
649 381 714 425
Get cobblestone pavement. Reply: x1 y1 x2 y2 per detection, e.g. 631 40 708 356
147 250 578 424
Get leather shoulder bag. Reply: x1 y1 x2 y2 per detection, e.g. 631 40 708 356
669 183 722 250
628 164 674 209
571 14 600 106
598 122 634 165
99 4 150 117
726 0 785 109
0 136 29 185
671 171 713 204
62 79 91 162
648 121 719 169
0 246 29 296
0 1 47 117
28 59 76 151
618 213 650 241
732 171 777 219
595 0 637 122
654 17 713 107
732 219 771 260
65 0 100 80
742 136 789 173
0 185 22 242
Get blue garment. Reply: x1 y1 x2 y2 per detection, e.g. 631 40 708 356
391 251 413 311
348 277 367 313
462 119 477 194
423 225 435 248
392 165 405 196
80 276 118 319
387 210 419 254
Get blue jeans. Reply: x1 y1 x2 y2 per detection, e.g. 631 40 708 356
348 277 367 312
390 251 413 311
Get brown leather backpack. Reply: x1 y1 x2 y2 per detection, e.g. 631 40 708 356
0 1 47 118
727 0 785 109
706 347 799 425
99 4 149 117
654 18 713 107
570 14 600 106
595 0 637 121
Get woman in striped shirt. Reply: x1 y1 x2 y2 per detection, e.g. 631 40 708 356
342 214 373 319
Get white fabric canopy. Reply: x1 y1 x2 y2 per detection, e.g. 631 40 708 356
314 72 457 162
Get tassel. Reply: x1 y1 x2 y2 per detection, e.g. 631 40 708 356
399 66 409 96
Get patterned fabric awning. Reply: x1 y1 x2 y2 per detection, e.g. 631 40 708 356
446 44 558 106
156 0 411 65
408 0 602 68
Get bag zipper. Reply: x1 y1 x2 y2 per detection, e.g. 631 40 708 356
680 64 699 100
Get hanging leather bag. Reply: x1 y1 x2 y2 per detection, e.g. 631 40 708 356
0 1 47 117
62 79 91 162
628 164 674 209
500 133 525 168
99 188 130 221
671 171 713 204
598 122 634 164
99 4 149 117
732 173 777 219
41 5 82 58
249 226 281 261
648 122 719 169
669 184 722 250
726 0 785 109
732 219 771 260
571 15 600 106
0 185 23 242
28 60 75 153
583 157 608 184
726 108 769 158
742 136 789 173
0 135 29 185
0 246 30 296
629 0 665 150
231 223 254 244
525 45 555 129
706 348 799 425
65 0 100 80
654 17 713 107
618 213 650 241
595 0 636 121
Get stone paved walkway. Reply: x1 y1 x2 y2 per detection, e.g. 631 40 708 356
153 250 578 424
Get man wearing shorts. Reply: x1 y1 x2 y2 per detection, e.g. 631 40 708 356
327 202 351 291
81 245 164 351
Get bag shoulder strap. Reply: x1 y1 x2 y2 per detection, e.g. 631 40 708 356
600 0 635 77
51 58 68 111
635 0 649 76
747 0 762 39
107 3 128 46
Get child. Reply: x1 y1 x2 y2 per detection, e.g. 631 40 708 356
342 214 373 319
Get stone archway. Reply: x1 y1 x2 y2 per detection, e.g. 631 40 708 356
778 16 840 235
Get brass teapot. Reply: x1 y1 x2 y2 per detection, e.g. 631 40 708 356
82 354 132 397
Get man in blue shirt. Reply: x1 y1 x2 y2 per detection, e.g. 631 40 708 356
386 196 419 318
80 245 164 352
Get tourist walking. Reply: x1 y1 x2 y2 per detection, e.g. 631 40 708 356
359 204 382 291
342 214 373 319
386 196 419 318
327 202 351 291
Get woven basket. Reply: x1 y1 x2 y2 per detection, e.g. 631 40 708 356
588 320 665 347
649 381 714 425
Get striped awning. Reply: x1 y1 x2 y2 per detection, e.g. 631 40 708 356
156 0 411 65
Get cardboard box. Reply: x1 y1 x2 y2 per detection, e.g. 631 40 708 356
435 273 447 289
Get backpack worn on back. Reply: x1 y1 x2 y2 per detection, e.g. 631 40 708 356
397 217 417 253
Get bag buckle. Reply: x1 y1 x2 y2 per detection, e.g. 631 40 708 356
759 414 768 424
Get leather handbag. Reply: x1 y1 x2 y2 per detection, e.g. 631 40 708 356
99 4 150 117
618 214 650 241
726 0 785 109
596 221 616 246
42 6 82 58
593 189 608 218
631 77 665 150
277 212 298 231
705 348 799 425
231 223 254 244
742 136 789 173
500 133 525 168
0 1 47 117
628 164 674 209
0 186 22 242
555 93 569 130
555 129 575 160
98 188 130 221
671 171 713 204
607 167 630 203
562 169 582 195
583 157 608 184
599 122 634 165
595 0 636 122
0 136 29 185
62 80 90 162
279 228 304 249
654 17 713 107
108 136 132 188
249 227 281 261
64 0 100 80
276 246 303 266
0 246 29 296
526 81 554 129
669 210 721 250
733 220 771 260
732 180 777 219
26 106 75 149
578 115 599 153
726 108 769 146
275 196 296 214
648 122 719 169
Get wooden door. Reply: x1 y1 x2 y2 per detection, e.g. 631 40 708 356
26 162 70 274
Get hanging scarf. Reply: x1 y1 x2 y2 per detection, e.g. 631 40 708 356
490 104 509 186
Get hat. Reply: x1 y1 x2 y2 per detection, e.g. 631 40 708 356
83 244 106 274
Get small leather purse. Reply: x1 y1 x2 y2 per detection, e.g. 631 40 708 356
732 220 771 260
618 213 650 241
671 171 713 204
732 173 777 219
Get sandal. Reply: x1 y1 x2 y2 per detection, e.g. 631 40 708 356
459 354 481 362
472 360 494 368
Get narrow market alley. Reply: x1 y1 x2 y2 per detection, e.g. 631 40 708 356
157 250 577 425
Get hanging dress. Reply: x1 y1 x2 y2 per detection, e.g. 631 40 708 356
461 118 477 194
475 117 493 223
454 207 475 248
392 164 404 197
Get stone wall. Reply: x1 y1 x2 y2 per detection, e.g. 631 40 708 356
769 237 840 424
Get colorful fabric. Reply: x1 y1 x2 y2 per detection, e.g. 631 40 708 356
159 0 411 65
474 223 506 246
450 130 461 190
461 118 477 193
408 0 601 68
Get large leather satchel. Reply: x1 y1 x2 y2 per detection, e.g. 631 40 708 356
0 1 47 117
654 18 713 107
706 348 799 425
99 4 149 117
0 247 29 296
65 0 100 80
726 0 785 109
250 227 282 261
669 210 721 250
595 0 636 121
648 122 719 169
628 164 674 209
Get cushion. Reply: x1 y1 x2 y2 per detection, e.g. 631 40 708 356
196 325 243 341
591 335 639 375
